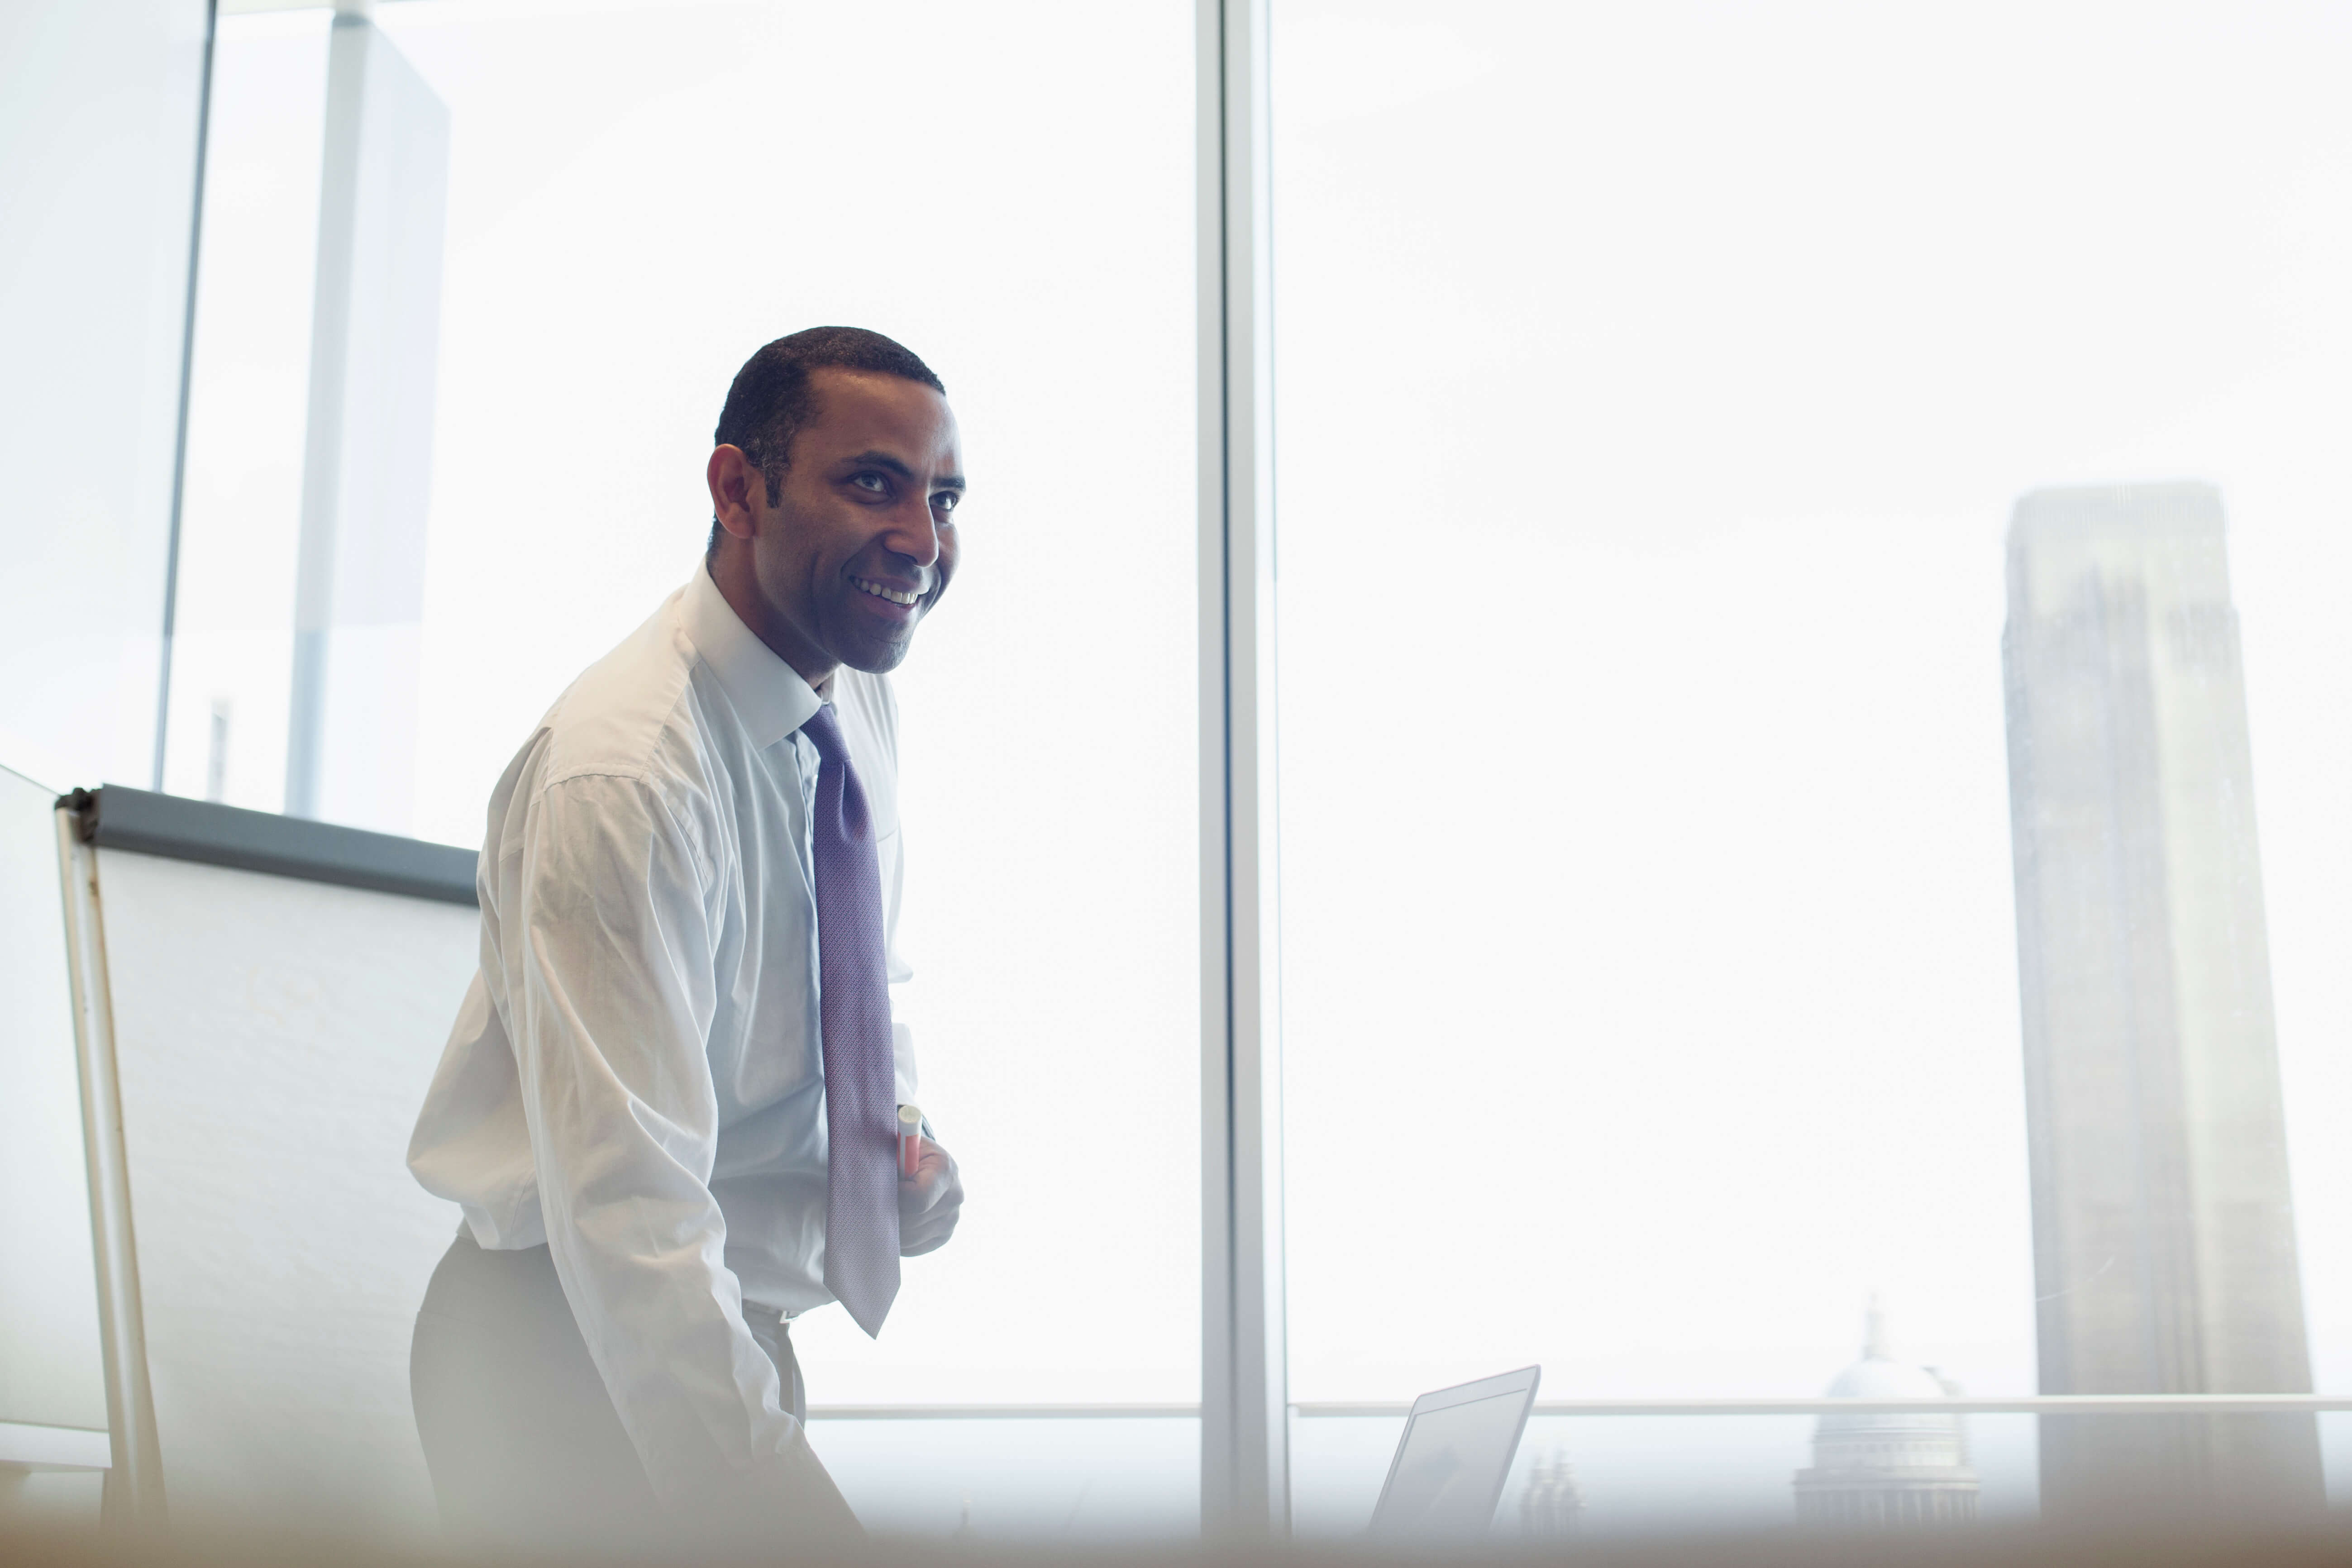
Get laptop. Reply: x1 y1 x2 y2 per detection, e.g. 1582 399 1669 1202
1367 1365 1542 1538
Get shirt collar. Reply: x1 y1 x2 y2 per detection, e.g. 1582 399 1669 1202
679 562 823 750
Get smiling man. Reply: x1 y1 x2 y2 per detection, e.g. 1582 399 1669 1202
405 328 965 1547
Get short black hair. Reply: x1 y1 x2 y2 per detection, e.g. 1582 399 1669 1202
708 326 946 557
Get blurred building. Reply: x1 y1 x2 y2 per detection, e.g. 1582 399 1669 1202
1518 1446 1584 1539
1793 1304 1979 1527
2001 482 2321 1522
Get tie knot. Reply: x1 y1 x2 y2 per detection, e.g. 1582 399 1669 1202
800 701 848 762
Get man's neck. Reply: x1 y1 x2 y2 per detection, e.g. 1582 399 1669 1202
708 553 836 698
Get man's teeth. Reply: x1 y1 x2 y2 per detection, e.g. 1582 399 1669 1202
852 577 921 606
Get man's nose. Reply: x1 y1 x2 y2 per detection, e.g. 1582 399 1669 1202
882 501 942 570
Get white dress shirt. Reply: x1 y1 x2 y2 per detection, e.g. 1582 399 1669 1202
408 563 915 1504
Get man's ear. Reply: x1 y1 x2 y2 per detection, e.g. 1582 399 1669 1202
707 445 762 546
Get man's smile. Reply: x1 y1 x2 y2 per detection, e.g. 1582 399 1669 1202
849 573 925 607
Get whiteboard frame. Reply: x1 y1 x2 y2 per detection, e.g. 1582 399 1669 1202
56 807 165 1527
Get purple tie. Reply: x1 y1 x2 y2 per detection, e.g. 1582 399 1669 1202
801 702 901 1337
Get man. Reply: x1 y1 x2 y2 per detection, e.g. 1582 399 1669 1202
406 326 966 1545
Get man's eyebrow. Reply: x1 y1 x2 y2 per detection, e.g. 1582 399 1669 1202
841 450 963 491
842 450 916 480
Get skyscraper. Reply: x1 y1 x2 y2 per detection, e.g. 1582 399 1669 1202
2001 482 2319 1522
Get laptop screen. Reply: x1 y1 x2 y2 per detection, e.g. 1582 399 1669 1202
1369 1387 1533 1535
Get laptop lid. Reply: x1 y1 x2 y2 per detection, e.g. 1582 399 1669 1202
1367 1365 1542 1538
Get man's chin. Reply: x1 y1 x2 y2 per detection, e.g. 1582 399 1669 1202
839 635 916 677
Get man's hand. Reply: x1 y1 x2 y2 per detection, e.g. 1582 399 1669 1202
898 1139 963 1256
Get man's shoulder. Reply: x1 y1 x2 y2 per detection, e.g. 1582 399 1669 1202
527 584 714 801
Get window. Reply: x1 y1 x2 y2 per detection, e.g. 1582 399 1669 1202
1272 0 2352 1533
0 0 206 793
166 0 1201 1534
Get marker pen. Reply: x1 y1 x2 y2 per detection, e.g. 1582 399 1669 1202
897 1104 924 1178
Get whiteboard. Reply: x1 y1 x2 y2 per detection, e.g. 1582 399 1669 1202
94 847 476 1536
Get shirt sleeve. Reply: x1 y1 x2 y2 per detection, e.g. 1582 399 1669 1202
500 771 809 1508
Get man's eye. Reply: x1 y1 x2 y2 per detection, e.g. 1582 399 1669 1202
852 472 888 493
933 491 960 514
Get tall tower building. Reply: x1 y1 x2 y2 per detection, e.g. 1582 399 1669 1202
2001 482 2319 1522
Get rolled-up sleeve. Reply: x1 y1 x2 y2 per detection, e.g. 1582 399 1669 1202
503 772 804 1506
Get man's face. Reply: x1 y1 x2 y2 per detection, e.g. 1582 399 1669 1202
730 368 963 681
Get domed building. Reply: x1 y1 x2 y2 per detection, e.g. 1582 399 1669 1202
1792 1303 1981 1528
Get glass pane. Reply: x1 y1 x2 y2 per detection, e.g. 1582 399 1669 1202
1297 1411 2037 1539
162 5 330 813
817 1417 1197 1538
169 0 1201 1538
0 0 208 791
1272 0 2352 1535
